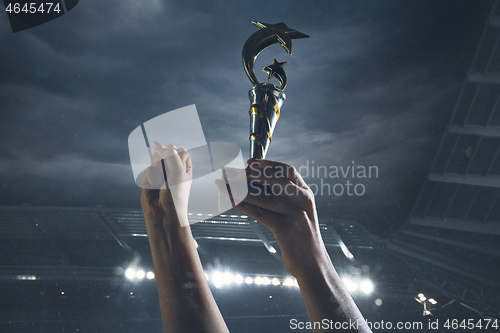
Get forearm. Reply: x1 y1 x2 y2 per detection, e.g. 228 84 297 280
294 250 371 333
225 159 371 332
146 213 229 333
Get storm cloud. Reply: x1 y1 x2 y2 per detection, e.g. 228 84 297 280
0 0 493 235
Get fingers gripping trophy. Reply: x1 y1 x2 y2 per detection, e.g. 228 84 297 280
242 22 309 159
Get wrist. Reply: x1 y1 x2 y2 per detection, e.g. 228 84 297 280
294 253 334 281
274 226 332 278
280 248 334 281
143 207 186 232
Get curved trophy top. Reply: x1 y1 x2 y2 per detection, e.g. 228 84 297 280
242 21 309 88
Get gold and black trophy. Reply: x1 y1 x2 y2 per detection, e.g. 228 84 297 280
242 22 309 159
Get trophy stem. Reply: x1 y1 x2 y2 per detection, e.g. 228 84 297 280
248 83 286 159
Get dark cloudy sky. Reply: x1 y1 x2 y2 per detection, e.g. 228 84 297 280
0 0 493 236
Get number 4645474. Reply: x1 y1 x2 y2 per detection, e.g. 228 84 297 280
5 3 61 14
443 318 498 330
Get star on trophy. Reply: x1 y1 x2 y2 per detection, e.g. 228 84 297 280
242 22 309 159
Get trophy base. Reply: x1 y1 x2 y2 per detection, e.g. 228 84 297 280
248 83 286 159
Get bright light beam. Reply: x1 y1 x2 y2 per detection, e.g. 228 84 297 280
360 280 374 294
234 275 244 284
212 271 224 288
125 268 136 280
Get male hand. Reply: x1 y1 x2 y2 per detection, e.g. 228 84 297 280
217 159 329 278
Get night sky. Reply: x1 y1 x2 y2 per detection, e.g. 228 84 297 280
0 0 494 236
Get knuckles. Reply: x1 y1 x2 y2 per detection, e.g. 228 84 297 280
296 187 316 212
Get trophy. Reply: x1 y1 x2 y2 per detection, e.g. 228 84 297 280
242 22 309 159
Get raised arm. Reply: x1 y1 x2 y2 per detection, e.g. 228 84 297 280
141 143 229 333
217 159 371 333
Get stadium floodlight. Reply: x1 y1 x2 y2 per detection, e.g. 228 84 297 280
283 277 295 287
245 277 253 284
272 278 280 286
208 271 237 288
234 275 244 284
360 280 374 294
136 270 145 280
146 271 155 280
212 271 224 288
261 277 271 285
125 268 136 280
223 272 233 285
